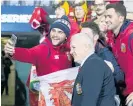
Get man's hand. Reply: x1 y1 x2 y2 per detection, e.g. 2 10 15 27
126 92 133 106
4 40 15 56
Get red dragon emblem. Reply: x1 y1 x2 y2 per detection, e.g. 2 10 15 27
38 80 74 106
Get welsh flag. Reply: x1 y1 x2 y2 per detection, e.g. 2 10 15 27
38 67 79 106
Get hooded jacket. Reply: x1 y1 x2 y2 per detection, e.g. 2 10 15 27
13 38 72 76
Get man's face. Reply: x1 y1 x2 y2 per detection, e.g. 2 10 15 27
94 0 106 16
105 8 122 30
70 38 86 64
55 7 65 18
74 6 85 20
50 28 67 46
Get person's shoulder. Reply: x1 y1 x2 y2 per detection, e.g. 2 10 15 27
128 20 133 28
124 20 133 30
39 38 51 48
88 53 102 60
87 53 112 68
101 47 114 56
82 54 108 74
126 20 133 35
30 38 51 55
85 54 104 65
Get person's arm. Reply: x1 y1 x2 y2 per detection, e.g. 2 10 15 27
124 33 133 96
81 58 105 106
4 39 49 65
104 49 124 82
13 44 49 65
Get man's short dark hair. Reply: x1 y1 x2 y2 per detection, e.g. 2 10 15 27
106 3 127 20
81 21 101 36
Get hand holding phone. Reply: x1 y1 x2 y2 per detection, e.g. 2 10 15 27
4 34 17 57
10 34 17 46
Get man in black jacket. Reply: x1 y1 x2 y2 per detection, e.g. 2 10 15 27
3 56 13 95
70 33 116 106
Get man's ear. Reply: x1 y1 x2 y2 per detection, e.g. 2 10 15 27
119 15 125 23
84 43 90 52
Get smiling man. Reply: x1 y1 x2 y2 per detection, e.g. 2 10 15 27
70 33 116 106
4 15 72 76
4 15 72 106
93 0 107 24
105 3 133 106
94 0 106 17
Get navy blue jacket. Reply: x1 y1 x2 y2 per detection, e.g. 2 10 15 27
95 41 124 83
71 53 116 106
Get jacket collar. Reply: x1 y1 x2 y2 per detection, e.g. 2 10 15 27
80 51 95 67
119 20 131 33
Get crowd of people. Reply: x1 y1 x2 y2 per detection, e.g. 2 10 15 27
4 0 133 106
